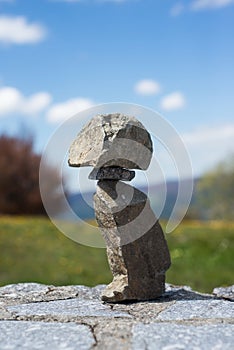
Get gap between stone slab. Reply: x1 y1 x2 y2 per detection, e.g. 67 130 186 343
79 322 98 348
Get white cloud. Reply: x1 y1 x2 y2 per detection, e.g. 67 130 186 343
0 87 21 115
170 2 185 16
134 79 161 96
170 0 234 15
182 123 234 175
0 86 94 123
191 0 234 10
47 98 94 123
22 93 52 115
183 124 234 146
0 16 47 45
160 92 186 111
0 87 52 116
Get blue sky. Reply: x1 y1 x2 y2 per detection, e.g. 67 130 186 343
0 0 234 186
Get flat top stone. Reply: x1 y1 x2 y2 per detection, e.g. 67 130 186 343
68 113 153 170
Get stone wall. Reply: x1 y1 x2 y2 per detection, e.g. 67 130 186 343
0 283 233 349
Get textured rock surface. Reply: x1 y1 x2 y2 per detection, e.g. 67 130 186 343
68 113 153 170
7 298 131 319
89 167 135 181
0 283 233 350
93 181 171 302
132 323 234 350
0 321 95 350
213 285 234 301
69 113 170 303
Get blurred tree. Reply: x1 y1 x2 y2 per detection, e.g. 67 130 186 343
197 154 234 220
0 134 63 215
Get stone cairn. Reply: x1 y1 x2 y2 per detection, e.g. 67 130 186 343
68 113 171 303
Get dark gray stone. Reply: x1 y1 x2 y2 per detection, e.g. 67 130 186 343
68 113 153 170
0 321 95 350
94 181 171 303
89 167 135 181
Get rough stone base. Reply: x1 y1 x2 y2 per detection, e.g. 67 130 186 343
101 273 166 303
0 283 233 349
94 181 171 303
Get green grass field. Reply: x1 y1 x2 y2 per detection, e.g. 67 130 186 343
0 216 233 293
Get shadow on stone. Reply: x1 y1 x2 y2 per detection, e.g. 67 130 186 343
104 285 219 305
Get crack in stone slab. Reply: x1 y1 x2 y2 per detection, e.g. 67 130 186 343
77 322 99 348
93 319 135 350
0 284 107 306
110 300 174 323
0 283 234 350
90 324 98 348
0 306 14 320
6 298 132 320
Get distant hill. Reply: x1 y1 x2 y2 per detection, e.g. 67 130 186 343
66 178 198 221
67 191 94 220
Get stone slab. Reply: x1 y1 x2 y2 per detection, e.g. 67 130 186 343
0 283 78 304
1 283 234 350
132 323 234 350
0 283 106 305
7 298 131 319
157 299 234 321
213 285 234 301
0 321 95 350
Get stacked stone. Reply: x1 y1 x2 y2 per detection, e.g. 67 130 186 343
69 113 171 302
